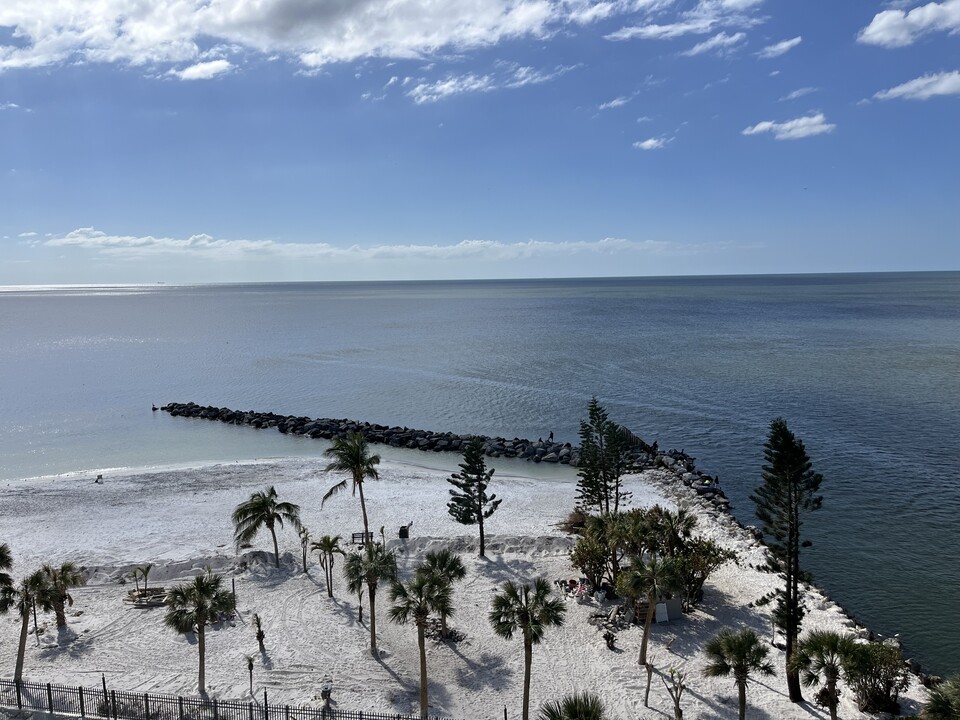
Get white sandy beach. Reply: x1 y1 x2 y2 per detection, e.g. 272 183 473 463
0 456 927 719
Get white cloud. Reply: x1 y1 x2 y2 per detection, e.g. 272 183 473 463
633 136 671 150
17 231 37 237
873 70 960 99
858 0 960 47
599 96 630 110
757 35 802 58
171 59 234 81
407 74 495 103
1 102 21 110
682 31 745 56
43 227 734 261
742 113 835 140
607 19 713 40
779 86 817 101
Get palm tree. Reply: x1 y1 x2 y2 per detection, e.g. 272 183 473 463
416 549 465 638
790 630 857 720
232 486 303 568
538 691 614 720
619 555 680 668
299 527 311 573
164 569 236 693
312 535 346 598
344 542 397 656
922 674 960 720
322 432 381 542
0 543 13 592
489 577 567 720
388 574 451 718
704 628 775 720
0 569 46 681
40 562 86 629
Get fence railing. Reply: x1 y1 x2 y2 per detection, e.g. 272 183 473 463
0 679 447 720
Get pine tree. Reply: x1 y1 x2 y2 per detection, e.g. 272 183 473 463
750 417 823 703
447 436 502 558
576 398 634 515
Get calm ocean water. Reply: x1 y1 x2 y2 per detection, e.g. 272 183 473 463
1 273 958 673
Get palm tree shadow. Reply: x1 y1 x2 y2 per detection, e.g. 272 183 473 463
448 644 514 692
473 554 537 585
259 648 274 670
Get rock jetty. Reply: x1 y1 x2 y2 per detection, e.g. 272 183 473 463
160 401 731 510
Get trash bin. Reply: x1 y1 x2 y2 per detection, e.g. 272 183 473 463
398 526 409 539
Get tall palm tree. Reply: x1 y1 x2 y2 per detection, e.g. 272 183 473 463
922 674 960 720
163 569 236 693
619 554 680 668
0 569 46 681
415 549 465 638
322 432 381 542
40 562 86 629
704 628 775 720
538 692 614 720
344 542 397 656
489 577 567 720
232 486 303 568
388 574 452 719
311 535 346 598
790 630 857 720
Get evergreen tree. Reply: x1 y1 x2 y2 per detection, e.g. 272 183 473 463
447 437 502 558
750 417 823 703
576 398 634 515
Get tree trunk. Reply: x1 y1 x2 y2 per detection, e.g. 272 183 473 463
326 557 334 598
417 622 428 719
737 680 746 720
54 599 67 629
302 546 308 574
367 582 378 656
644 662 653 707
638 591 657 666
478 514 486 559
522 638 533 720
357 479 371 544
14 609 29 681
827 679 839 720
198 624 206 694
270 526 281 568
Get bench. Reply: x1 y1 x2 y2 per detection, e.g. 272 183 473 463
352 532 374 545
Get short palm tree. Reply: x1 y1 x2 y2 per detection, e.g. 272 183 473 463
790 630 857 720
489 577 567 720
40 562 86 629
0 543 12 591
232 486 303 568
344 542 397 656
299 527 311 573
538 691 613 720
322 432 380 542
164 569 236 693
923 674 960 720
312 535 346 598
704 628 775 720
0 569 46 681
416 549 465 638
389 574 452 718
619 554 680 667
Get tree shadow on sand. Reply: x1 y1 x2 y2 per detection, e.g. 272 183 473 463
473 555 537 586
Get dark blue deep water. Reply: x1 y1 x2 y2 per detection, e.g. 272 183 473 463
1 273 958 673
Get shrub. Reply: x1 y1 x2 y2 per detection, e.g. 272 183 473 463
844 640 910 714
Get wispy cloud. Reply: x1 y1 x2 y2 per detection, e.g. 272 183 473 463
17 231 37 237
599 96 630 110
872 70 960 100
633 136 671 150
43 227 737 261
779 86 817 101
858 0 960 47
682 31 745 56
171 60 234 81
407 74 495 104
1 102 21 110
742 113 835 140
757 35 802 58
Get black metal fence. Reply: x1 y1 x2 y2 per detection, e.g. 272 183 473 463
0 679 446 720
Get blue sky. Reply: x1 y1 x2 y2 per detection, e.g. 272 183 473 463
1 0 958 284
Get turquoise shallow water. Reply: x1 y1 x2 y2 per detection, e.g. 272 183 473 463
1 273 958 673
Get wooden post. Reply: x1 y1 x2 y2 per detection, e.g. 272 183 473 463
111 690 118 720
213 698 219 720
504 705 507 720
263 689 268 720
232 578 237 606
47 683 54 714
144 692 150 719
178 696 185 720
80 686 86 717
